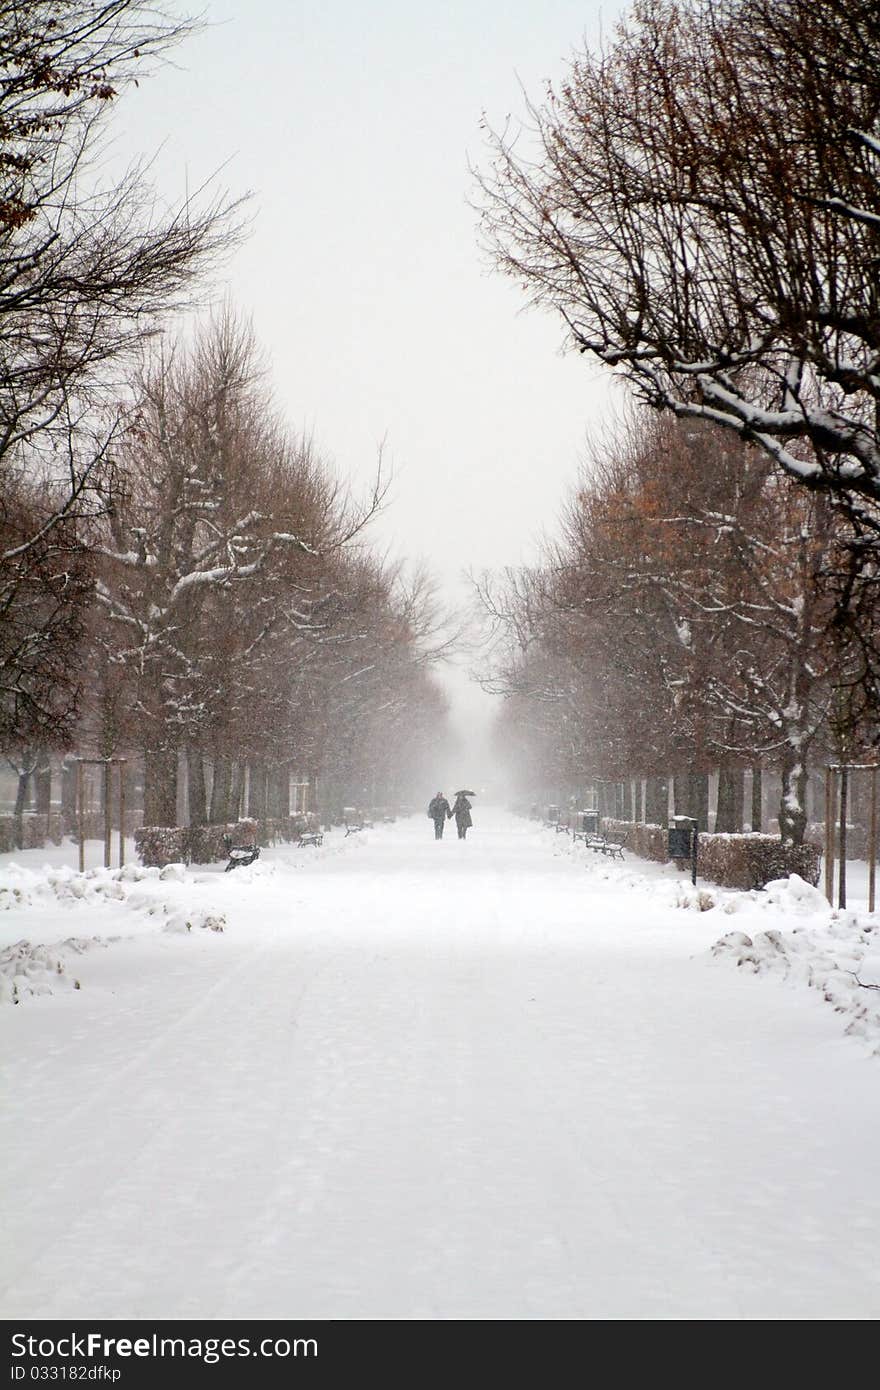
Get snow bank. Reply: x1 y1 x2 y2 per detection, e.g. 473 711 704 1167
0 860 228 1002
0 936 106 1004
555 828 880 1052
711 905 880 1053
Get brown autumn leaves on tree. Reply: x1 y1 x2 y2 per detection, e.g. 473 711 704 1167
1 4 455 822
474 0 880 840
478 411 861 843
89 310 449 822
0 1 244 751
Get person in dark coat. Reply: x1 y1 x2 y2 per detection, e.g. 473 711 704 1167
428 792 451 839
451 792 473 840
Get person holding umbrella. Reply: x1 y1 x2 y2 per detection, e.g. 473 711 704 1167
451 790 475 840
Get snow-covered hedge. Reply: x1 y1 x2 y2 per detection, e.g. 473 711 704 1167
805 821 868 860
135 814 316 867
696 834 820 890
0 813 65 853
134 826 191 868
601 820 669 862
186 823 235 864
601 819 821 890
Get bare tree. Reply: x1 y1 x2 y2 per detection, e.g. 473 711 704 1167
0 1 245 748
477 0 880 526
93 310 389 821
474 408 864 842
0 470 92 747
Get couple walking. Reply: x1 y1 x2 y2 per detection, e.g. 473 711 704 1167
428 791 473 841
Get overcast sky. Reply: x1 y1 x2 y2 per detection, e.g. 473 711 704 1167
116 0 628 778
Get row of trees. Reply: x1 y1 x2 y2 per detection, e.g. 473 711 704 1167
477 410 877 843
88 311 452 822
1 3 451 826
475 0 880 839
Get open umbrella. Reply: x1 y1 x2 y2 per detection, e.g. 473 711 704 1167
454 790 476 798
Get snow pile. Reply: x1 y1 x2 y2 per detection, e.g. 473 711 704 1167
711 883 880 1052
0 883 31 912
0 862 129 907
759 873 829 914
672 886 717 912
0 936 107 1004
0 860 230 1002
671 872 827 917
0 861 229 923
163 908 226 934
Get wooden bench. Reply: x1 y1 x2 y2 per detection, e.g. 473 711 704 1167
596 832 628 859
223 842 260 872
297 831 323 847
572 825 599 845
571 811 600 844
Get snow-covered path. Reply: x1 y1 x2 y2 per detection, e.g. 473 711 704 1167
2 810 878 1320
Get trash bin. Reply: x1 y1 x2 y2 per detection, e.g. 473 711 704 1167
667 823 693 858
578 809 599 834
668 816 698 884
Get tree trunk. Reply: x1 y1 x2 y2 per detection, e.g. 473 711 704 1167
230 762 245 821
143 747 178 826
187 746 207 826
690 771 710 830
751 765 763 832
674 771 710 830
269 766 288 818
733 765 744 833
644 775 668 825
13 767 30 849
715 766 743 834
34 759 51 816
778 751 807 845
209 755 231 823
61 760 77 829
247 762 269 820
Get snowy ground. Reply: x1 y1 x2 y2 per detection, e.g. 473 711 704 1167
1 809 879 1320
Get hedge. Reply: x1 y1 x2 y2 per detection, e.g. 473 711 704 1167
0 813 65 854
601 820 669 863
805 821 867 861
599 819 821 891
694 834 820 891
134 814 318 868
133 826 188 868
